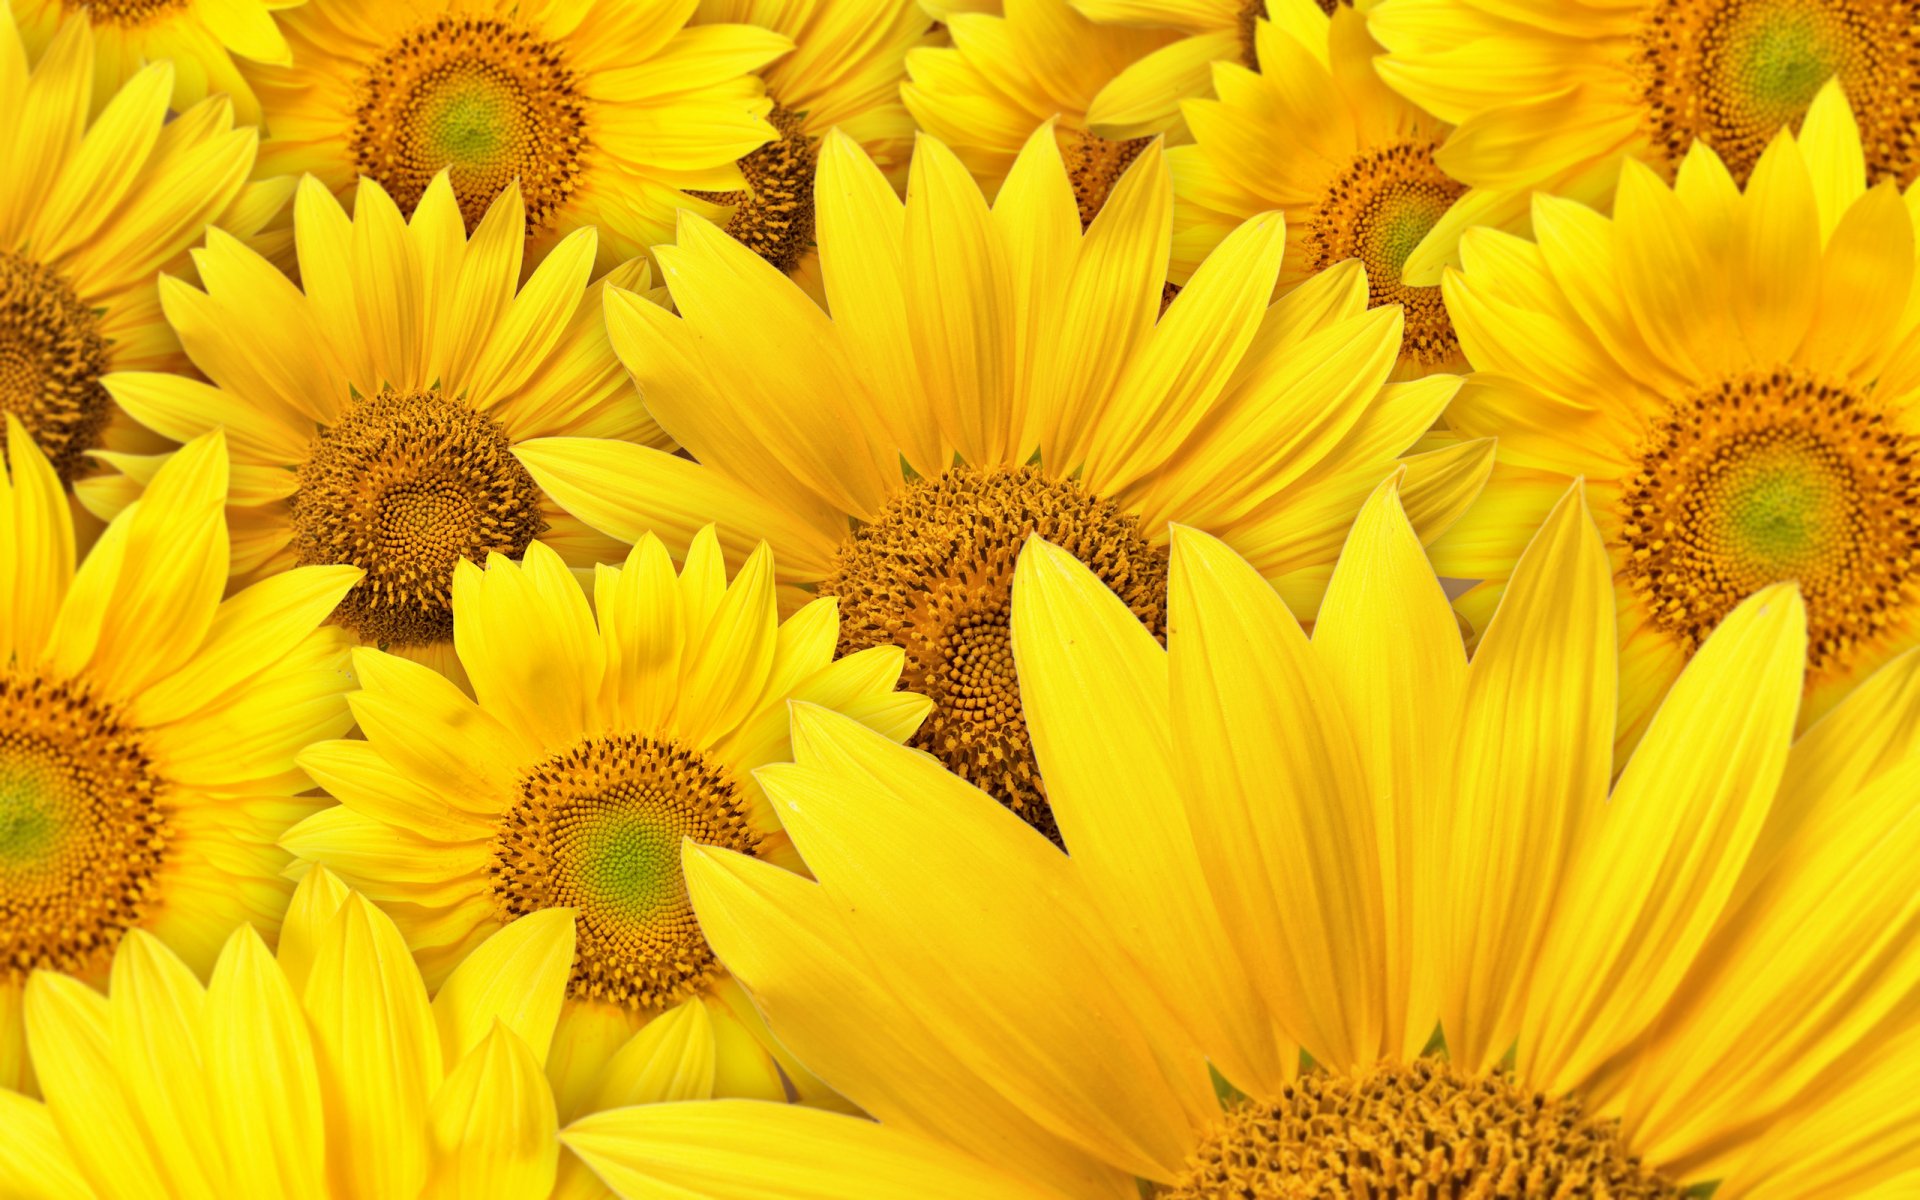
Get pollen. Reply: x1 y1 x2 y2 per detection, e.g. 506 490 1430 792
0 250 114 485
820 466 1166 845
489 735 761 1012
351 15 591 233
1620 368 1920 676
1303 139 1466 370
0 673 168 982
291 386 547 650
1159 1058 1686 1199
1060 126 1154 229
690 103 819 275
1632 0 1920 184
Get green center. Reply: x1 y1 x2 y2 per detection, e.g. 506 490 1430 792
572 809 680 919
0 755 65 872
1364 187 1448 282
1710 432 1853 582
1723 2 1848 122
419 72 517 166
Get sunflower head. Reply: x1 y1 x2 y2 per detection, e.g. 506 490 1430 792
2 868 588 1197
282 527 930 1119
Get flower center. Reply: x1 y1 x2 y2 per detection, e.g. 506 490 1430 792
1304 141 1465 370
291 386 547 650
489 735 760 1011
0 673 168 983
0 250 113 486
1634 0 1919 183
351 16 591 233
688 102 819 276
1621 369 1920 673
820 466 1166 845
1159 1058 1685 1198
59 0 190 27
1060 127 1154 229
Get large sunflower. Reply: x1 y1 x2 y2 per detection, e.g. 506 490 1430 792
99 173 665 682
0 8 285 529
1171 3 1469 375
1369 0 1920 283
0 427 358 1098
1434 85 1920 750
902 0 1184 217
515 129 1492 845
0 869 602 1198
279 531 929 1179
568 478 1920 1200
245 0 791 269
686 0 932 298
10 0 296 122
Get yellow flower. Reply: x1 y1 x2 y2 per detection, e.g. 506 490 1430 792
1369 0 1920 284
902 0 1183 218
515 129 1492 845
0 426 358 1098
574 478 1920 1200
1068 0 1310 137
0 8 285 527
1435 85 1920 750
10 0 296 123
100 174 664 682
279 530 930 1163
247 0 792 269
685 0 934 298
0 868 600 1198
1172 3 1470 376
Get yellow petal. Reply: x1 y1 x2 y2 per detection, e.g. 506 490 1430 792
204 926 327 1200
22 971 164 1200
453 544 605 753
1731 131 1820 361
563 1101 1059 1200
1166 525 1384 1067
106 933 221 1199
434 909 577 1070
465 227 595 408
1798 78 1866 241
594 533 686 732
675 541 776 744
424 1024 560 1200
994 123 1080 462
1523 585 1806 1095
0 415 73 664
0 1088 93 1199
589 999 717 1109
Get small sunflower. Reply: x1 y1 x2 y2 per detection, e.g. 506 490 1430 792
686 0 933 297
0 9 286 528
1171 3 1470 375
100 174 666 682
1369 0 1920 283
1435 84 1920 750
0 868 604 1197
515 129 1492 846
570 478 1920 1200
0 426 358 1099
279 530 929 1190
902 0 1184 216
246 0 792 269
10 0 296 122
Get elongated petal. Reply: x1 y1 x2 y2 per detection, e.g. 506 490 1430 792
205 926 327 1200
424 1025 559 1200
434 909 577 1069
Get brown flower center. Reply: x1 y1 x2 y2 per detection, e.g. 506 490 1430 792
1159 1058 1685 1198
1633 0 1920 184
820 465 1166 845
689 102 819 276
291 386 546 650
1620 368 1920 674
351 15 591 233
59 0 190 28
0 673 168 982
0 250 112 485
1303 140 1466 371
1060 126 1154 229
489 735 760 1011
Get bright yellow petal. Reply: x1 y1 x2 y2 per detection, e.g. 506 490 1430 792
452 543 605 753
433 909 576 1070
588 999 717 1109
21 971 165 1200
0 416 73 664
0 1088 92 1199
105 933 221 1198
424 1025 559 1200
204 925 327 1200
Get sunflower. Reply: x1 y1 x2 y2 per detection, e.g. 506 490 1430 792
514 129 1493 846
685 0 933 298
10 0 295 123
1170 3 1470 375
0 867 607 1198
0 426 358 1099
0 8 287 529
565 476 1920 1200
245 0 791 270
98 173 666 682
1368 0 1920 284
278 530 931 1177
1434 84 1920 752
902 0 1184 217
